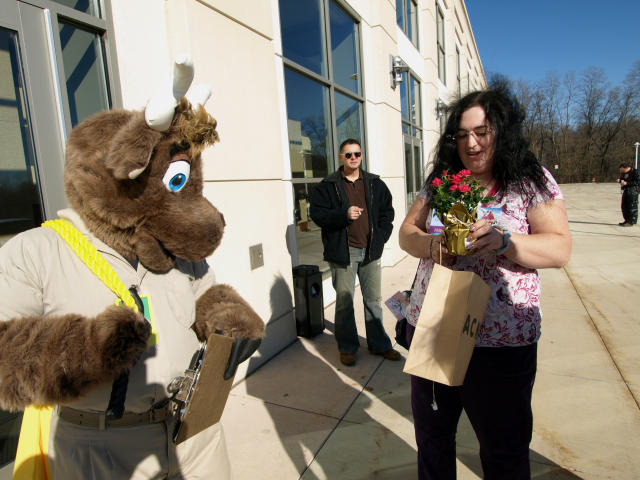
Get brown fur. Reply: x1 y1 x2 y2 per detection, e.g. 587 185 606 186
64 99 222 271
0 306 149 412
0 93 263 410
193 285 265 342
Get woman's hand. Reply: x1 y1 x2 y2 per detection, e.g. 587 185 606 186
465 199 571 269
429 234 455 266
467 218 505 255
400 197 452 264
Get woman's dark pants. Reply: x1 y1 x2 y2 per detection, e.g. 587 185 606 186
406 323 537 480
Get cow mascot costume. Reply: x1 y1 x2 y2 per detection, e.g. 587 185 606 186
0 56 264 479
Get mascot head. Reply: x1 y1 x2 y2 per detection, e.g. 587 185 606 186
64 55 224 272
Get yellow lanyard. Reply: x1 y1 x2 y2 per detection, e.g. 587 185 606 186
43 220 158 345
42 219 140 313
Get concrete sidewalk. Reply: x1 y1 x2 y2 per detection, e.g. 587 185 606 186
221 183 640 479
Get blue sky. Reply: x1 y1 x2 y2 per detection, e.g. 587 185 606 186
465 1 640 87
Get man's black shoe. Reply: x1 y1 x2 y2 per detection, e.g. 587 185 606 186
622 222 635 227
619 221 628 226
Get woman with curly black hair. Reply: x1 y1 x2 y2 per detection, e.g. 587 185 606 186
399 87 571 480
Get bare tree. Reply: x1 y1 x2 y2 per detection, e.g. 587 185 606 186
503 61 639 183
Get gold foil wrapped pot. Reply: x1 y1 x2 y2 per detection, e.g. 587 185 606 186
442 202 477 256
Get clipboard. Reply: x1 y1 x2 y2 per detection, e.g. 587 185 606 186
172 333 235 444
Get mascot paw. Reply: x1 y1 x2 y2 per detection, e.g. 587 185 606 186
93 305 151 373
194 284 265 342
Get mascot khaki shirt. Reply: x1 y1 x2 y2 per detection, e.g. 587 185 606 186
0 209 212 413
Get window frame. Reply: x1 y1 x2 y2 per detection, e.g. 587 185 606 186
281 0 366 176
0 1 120 473
396 0 419 48
279 0 367 269
46 0 120 134
436 3 446 84
400 70 424 209
456 45 461 97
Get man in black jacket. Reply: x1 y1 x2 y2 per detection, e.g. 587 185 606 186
310 139 399 366
618 162 640 226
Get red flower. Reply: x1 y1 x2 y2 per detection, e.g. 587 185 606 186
442 170 447 176
459 169 471 177
449 184 458 191
432 177 442 187
450 174 462 185
457 184 471 193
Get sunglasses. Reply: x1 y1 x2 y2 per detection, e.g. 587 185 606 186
341 151 362 159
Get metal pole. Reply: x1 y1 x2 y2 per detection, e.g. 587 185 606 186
635 142 640 170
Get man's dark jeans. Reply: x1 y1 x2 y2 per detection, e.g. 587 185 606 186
329 246 392 355
621 191 638 224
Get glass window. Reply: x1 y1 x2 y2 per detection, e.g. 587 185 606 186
0 26 43 471
403 137 423 208
284 68 332 180
456 47 461 96
280 0 364 269
52 0 100 17
404 141 413 197
413 143 421 191
401 71 423 210
399 71 408 121
406 0 417 43
436 6 446 84
396 0 404 28
396 0 418 47
0 28 43 248
329 1 360 94
335 91 362 147
410 75 420 126
292 181 327 268
400 72 421 127
279 0 327 77
58 20 110 127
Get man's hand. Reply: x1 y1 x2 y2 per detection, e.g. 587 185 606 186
347 206 363 220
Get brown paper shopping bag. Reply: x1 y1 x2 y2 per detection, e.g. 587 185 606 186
403 263 491 386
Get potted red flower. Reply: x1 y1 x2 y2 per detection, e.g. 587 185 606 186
430 169 495 255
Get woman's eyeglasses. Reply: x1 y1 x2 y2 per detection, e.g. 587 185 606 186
449 126 494 143
341 151 362 159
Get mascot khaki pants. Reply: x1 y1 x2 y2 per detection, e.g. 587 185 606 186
49 410 231 479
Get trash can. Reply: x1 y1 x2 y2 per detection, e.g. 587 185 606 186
292 265 325 337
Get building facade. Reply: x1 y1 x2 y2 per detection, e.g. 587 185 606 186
0 0 484 474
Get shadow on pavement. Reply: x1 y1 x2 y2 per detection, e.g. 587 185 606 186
455 413 584 479
244 299 417 480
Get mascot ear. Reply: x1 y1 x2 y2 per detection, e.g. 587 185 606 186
105 113 163 180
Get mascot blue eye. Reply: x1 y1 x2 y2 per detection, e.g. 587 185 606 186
169 173 187 191
162 160 191 192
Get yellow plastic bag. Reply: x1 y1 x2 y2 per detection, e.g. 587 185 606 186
12 405 52 480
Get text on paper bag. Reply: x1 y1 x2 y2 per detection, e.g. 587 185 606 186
461 314 481 338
